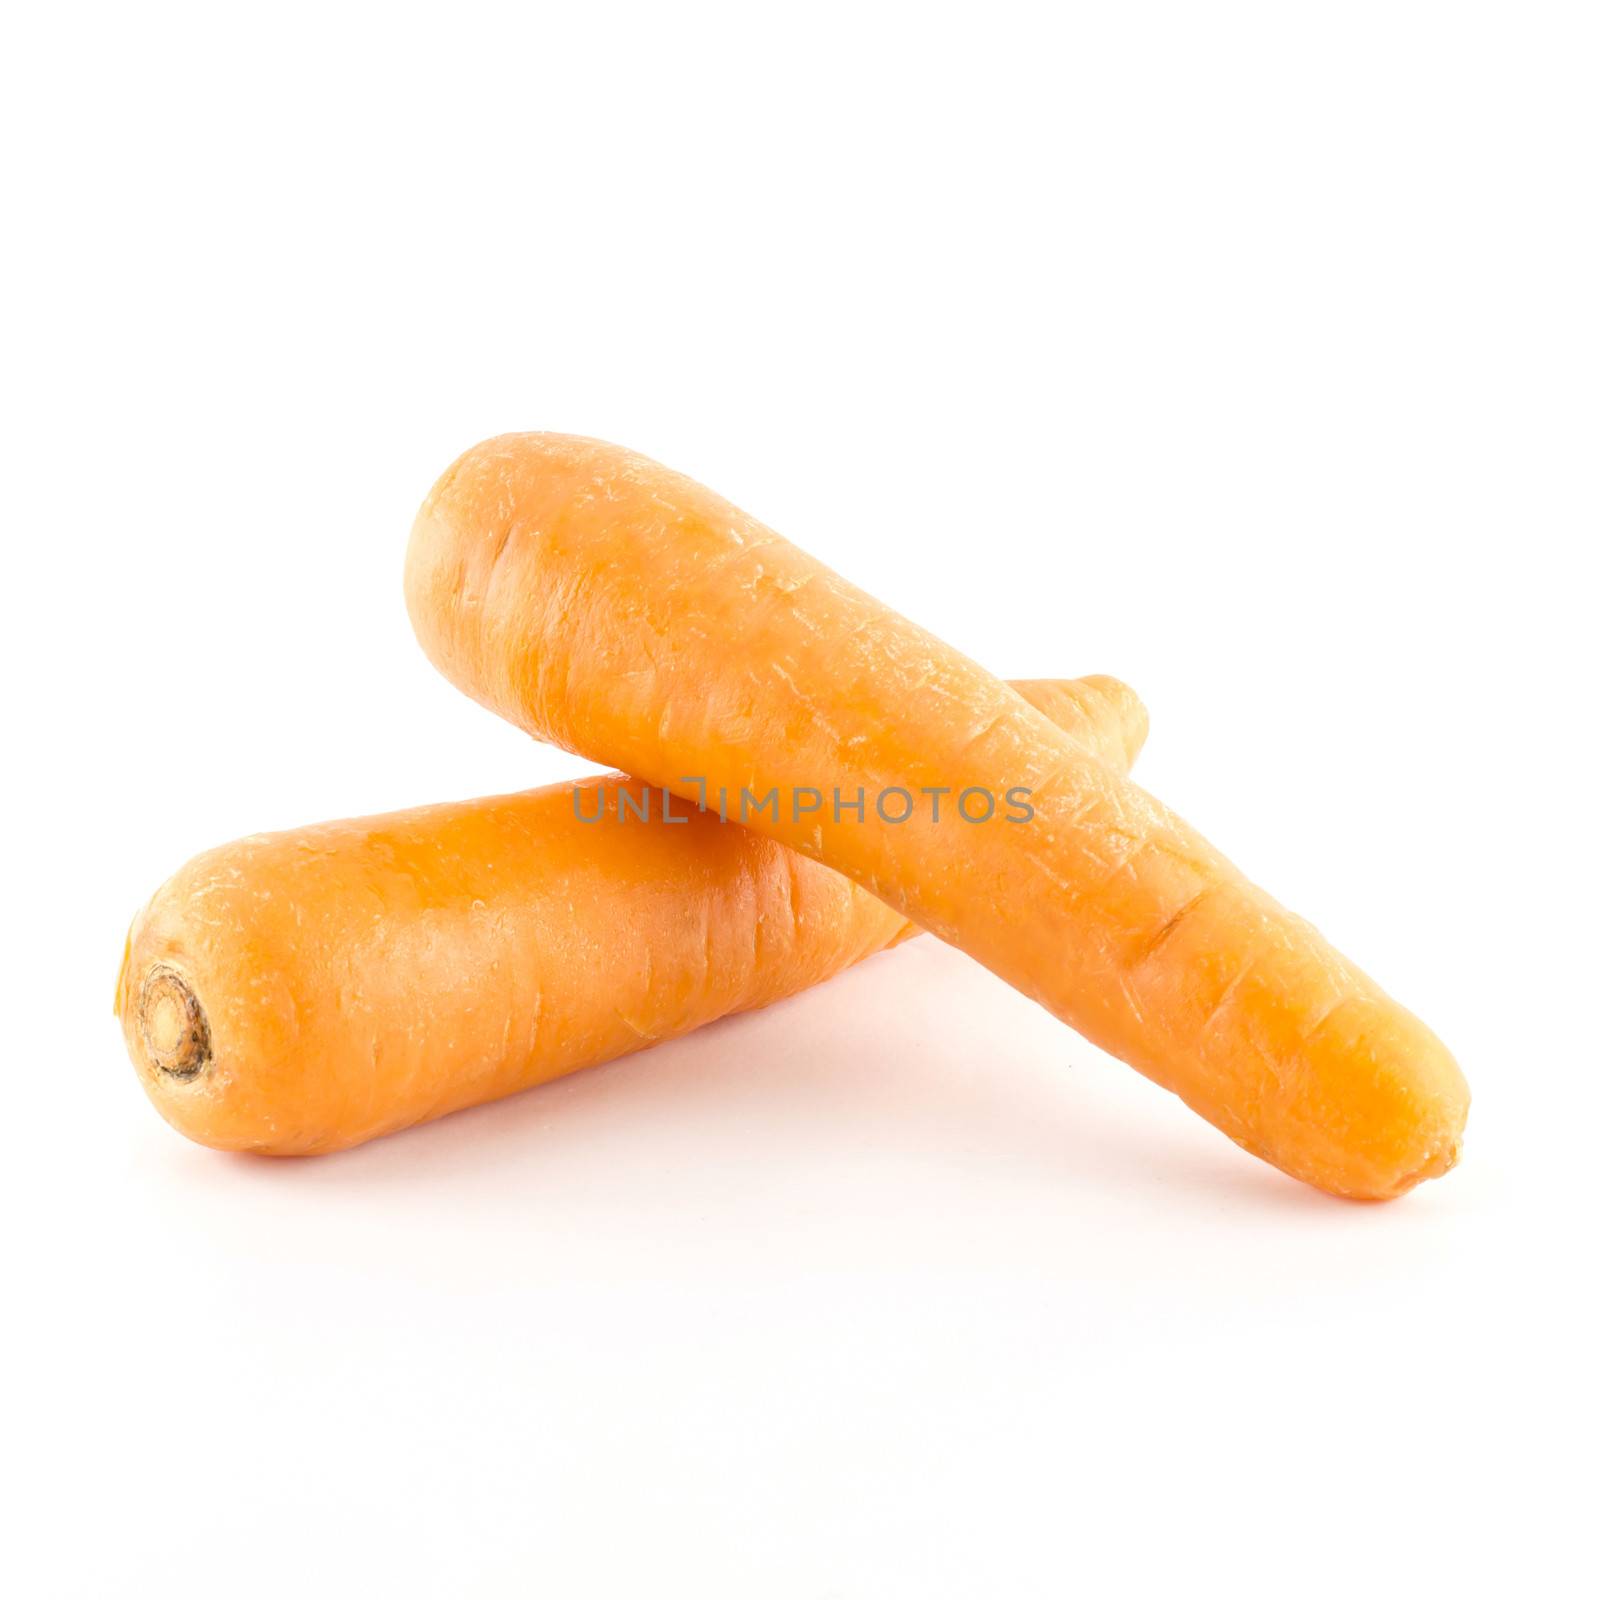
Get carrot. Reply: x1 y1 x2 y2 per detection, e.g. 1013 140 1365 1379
405 433 1469 1200
117 676 1143 1154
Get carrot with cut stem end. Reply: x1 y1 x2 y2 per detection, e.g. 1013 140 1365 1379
117 676 1143 1154
405 432 1469 1200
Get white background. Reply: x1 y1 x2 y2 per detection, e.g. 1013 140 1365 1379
5 3 1596 1595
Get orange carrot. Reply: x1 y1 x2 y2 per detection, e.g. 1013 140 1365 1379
117 676 1143 1154
406 433 1469 1200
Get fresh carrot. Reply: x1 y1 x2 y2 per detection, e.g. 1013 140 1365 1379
117 677 1143 1154
405 433 1469 1200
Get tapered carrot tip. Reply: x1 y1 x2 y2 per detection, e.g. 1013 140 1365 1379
1211 994 1468 1200
1013 676 1149 772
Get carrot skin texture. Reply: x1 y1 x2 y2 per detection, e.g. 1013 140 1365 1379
405 433 1469 1200
117 678 1140 1155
